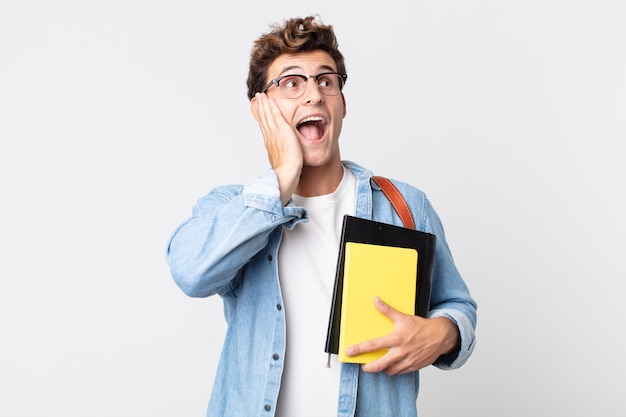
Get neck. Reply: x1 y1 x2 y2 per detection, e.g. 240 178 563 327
295 161 344 197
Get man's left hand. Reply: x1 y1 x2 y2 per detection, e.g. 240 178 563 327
344 296 460 376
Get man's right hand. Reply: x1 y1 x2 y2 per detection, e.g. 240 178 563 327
251 92 303 205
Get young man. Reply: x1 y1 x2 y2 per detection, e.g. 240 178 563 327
166 15 477 417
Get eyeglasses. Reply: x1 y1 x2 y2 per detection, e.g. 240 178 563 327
261 72 348 99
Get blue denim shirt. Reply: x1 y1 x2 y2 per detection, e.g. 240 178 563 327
166 161 477 417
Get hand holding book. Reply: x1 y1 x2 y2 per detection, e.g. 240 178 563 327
343 298 460 375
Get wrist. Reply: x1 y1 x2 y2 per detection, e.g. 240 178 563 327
433 317 460 355
275 165 301 206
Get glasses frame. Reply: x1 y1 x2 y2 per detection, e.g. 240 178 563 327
261 72 348 99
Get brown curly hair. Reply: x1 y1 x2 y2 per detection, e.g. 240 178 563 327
246 15 347 100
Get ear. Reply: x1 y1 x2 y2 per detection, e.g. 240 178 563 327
341 93 347 118
250 95 260 122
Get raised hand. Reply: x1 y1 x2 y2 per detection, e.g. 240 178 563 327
251 92 303 205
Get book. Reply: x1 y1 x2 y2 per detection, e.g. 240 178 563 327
337 242 418 363
324 215 436 363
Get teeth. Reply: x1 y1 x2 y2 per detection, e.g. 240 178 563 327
298 116 325 125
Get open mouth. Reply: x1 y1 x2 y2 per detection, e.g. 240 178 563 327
297 116 328 141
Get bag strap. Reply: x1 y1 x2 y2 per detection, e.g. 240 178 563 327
371 176 416 230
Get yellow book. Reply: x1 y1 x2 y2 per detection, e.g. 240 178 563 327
337 242 418 363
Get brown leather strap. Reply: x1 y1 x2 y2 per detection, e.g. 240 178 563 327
372 176 416 230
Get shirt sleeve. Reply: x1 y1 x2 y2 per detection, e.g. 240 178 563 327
165 169 306 298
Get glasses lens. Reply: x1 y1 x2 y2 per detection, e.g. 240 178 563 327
316 74 343 96
278 75 307 99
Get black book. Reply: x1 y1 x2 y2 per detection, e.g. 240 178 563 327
324 215 436 356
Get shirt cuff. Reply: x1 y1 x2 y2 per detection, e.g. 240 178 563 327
429 308 476 370
242 169 306 226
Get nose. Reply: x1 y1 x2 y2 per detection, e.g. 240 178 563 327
303 77 323 103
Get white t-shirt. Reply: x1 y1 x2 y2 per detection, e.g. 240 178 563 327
275 166 356 417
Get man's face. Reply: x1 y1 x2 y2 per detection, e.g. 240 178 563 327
261 50 347 169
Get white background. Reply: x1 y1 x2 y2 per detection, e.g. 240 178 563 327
1 1 625 416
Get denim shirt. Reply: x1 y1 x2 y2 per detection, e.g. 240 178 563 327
166 161 477 417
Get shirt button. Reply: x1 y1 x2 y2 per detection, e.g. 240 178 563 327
264 404 271 412
276 304 282 311
272 353 279 360
268 254 273 261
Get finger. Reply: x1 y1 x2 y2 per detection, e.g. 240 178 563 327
345 334 390 359
260 96 291 142
388 355 434 375
255 93 272 131
359 345 422 375
373 296 404 322
344 298 404 359
360 352 396 374
377 360 413 376
362 348 428 376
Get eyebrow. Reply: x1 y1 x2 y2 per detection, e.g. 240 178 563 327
276 64 337 76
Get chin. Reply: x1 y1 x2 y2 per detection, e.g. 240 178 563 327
302 146 339 167
302 154 333 168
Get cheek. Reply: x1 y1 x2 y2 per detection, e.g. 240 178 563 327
332 114 344 137
275 102 298 124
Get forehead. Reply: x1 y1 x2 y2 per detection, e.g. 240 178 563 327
268 50 337 78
